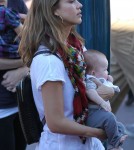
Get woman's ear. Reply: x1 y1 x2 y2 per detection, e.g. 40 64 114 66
92 70 96 76
54 9 59 16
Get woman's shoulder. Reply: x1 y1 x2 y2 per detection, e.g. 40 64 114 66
30 45 66 88
32 45 63 68
35 45 61 61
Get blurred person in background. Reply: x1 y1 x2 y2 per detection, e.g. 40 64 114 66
111 0 134 138
0 0 28 149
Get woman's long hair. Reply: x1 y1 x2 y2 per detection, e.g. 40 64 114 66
19 0 84 67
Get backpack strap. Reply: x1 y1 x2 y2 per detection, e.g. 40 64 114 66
33 50 61 60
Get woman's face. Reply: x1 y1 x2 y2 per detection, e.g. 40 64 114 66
54 0 83 26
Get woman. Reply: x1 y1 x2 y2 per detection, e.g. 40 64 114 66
19 0 114 149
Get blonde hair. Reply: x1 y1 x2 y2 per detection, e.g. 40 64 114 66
19 0 84 67
84 49 106 72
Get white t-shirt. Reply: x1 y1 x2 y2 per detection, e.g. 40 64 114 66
30 45 104 150
86 75 120 92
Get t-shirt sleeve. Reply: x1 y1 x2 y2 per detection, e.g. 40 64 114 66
5 8 20 29
32 54 66 90
86 78 97 90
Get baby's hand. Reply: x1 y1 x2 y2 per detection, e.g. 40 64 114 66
107 75 113 82
100 101 111 112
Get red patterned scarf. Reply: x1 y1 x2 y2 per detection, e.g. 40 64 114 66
58 34 88 143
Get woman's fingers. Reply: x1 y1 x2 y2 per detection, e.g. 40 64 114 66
97 84 114 99
6 87 16 92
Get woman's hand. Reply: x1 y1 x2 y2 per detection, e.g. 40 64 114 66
97 129 107 140
93 78 115 100
95 128 107 140
97 84 114 100
1 66 29 92
19 13 27 23
100 101 112 112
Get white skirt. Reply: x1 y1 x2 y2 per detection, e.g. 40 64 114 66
35 129 104 150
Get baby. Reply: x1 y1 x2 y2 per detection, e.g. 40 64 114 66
84 50 127 150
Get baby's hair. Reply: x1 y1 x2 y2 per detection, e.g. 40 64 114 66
84 49 106 72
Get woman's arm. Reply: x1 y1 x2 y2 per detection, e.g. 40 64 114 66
41 81 106 140
92 78 115 100
86 89 106 105
86 89 111 112
0 58 23 70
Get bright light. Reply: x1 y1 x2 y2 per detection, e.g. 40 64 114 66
111 0 134 21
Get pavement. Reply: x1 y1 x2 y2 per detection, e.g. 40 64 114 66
26 95 134 150
116 95 134 150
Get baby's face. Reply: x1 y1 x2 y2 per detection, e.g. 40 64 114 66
94 56 108 79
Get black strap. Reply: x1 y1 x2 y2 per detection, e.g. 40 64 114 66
33 51 61 60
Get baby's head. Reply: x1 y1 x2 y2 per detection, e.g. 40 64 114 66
84 49 108 79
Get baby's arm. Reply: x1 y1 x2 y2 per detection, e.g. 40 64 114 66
86 89 111 112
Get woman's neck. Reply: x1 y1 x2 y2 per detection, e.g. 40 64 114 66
62 26 72 44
